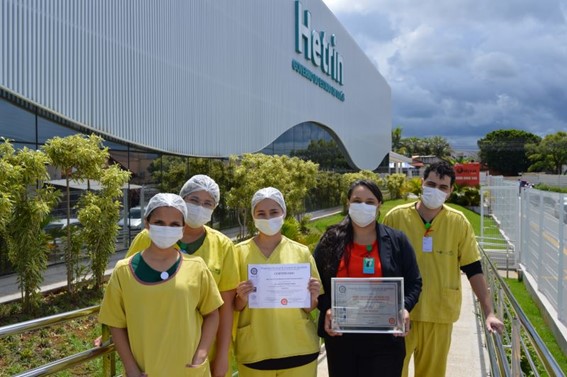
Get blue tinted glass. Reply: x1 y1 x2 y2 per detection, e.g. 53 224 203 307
38 117 81 143
0 98 36 143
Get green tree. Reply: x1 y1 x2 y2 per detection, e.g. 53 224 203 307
78 164 130 291
340 171 385 206
149 156 235 227
43 134 108 293
526 131 567 174
386 173 408 200
226 154 318 236
0 140 59 312
291 139 351 171
306 171 343 210
427 136 453 159
391 127 405 155
477 129 541 176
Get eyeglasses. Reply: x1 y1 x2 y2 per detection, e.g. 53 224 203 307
185 196 216 209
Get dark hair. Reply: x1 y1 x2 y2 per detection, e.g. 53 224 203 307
314 179 382 278
347 179 383 203
424 162 456 186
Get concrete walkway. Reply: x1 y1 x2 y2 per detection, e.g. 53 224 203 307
316 273 490 376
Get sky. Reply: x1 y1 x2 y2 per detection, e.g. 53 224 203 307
322 0 567 152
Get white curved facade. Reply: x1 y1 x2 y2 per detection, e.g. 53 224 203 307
0 0 391 170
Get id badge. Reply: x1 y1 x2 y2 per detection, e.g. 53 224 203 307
363 257 375 274
422 237 433 253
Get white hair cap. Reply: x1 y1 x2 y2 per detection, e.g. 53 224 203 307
144 193 188 222
179 175 220 205
251 187 286 215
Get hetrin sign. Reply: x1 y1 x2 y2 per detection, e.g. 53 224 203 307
295 1 344 86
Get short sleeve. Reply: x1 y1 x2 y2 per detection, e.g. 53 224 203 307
98 268 127 328
458 216 481 267
126 229 151 258
198 264 224 315
217 241 239 292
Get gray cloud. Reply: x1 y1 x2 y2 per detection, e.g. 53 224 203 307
324 0 567 150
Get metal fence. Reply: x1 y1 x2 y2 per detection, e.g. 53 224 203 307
478 244 565 377
480 176 567 327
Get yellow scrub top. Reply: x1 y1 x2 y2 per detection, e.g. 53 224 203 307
383 202 480 323
234 236 322 364
127 226 239 291
99 253 223 376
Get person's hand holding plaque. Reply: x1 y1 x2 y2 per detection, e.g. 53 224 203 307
393 309 410 337
324 309 343 337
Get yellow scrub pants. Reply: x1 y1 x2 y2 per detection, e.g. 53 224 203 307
402 321 453 377
237 359 317 377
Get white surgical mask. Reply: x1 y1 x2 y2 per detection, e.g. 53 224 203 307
185 203 214 228
149 224 184 249
421 186 448 209
254 215 284 236
348 203 377 227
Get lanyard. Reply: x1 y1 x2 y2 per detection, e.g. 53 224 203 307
424 221 432 236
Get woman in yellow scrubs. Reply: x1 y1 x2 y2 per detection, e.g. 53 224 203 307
234 187 322 377
99 193 223 377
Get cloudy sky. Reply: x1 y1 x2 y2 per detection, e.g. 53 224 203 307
322 0 567 152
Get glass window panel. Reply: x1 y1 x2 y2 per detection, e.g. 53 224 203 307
38 117 81 143
0 98 36 143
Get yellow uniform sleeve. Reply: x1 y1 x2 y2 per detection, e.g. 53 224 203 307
126 229 151 258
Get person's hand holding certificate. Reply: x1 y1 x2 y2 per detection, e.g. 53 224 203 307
248 263 311 308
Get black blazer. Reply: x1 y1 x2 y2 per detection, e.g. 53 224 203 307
314 222 422 338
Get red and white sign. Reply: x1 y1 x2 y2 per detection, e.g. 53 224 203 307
454 163 480 186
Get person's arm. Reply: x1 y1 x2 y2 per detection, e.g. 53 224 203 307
235 280 255 311
211 290 236 377
109 327 147 377
189 309 220 367
469 273 504 334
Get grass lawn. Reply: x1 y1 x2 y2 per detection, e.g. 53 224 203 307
504 278 567 373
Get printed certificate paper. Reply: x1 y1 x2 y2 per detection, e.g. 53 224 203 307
248 263 311 309
331 277 405 333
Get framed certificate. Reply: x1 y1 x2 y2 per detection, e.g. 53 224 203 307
331 277 405 333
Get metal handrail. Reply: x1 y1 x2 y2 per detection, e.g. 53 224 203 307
0 305 99 337
0 305 119 377
478 244 565 376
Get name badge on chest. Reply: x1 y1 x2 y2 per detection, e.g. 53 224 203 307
422 237 433 253
363 257 375 274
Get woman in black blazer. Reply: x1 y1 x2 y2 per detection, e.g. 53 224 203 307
314 179 422 377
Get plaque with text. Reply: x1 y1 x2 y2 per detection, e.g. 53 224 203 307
331 277 404 333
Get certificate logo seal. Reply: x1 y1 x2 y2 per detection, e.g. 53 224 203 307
281 298 288 305
250 267 258 275
389 317 396 324
338 285 346 293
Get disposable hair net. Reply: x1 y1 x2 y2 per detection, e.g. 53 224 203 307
251 187 286 216
144 193 188 222
179 175 220 205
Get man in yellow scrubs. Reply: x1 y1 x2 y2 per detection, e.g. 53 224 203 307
383 162 504 377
